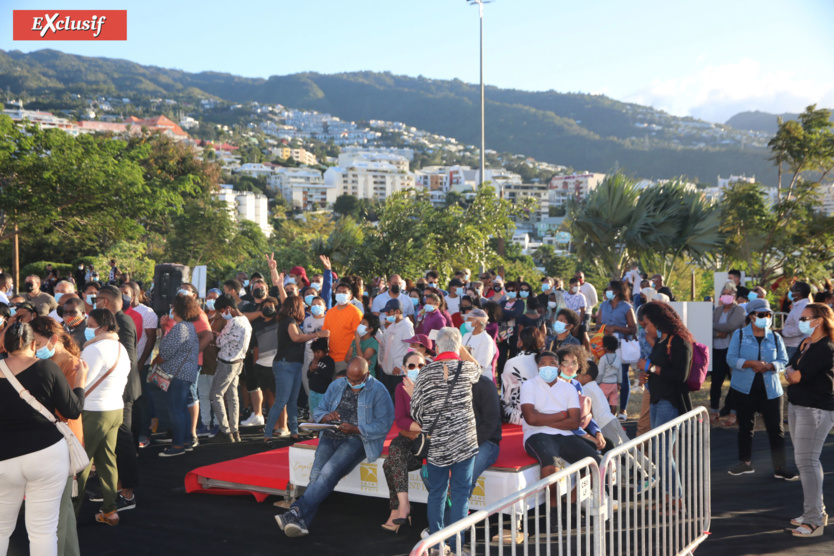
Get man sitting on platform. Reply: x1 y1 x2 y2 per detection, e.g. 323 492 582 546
276 357 394 537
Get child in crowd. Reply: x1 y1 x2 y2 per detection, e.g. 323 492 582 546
307 338 334 413
598 335 622 415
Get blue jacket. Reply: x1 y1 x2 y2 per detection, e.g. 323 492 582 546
567 378 601 437
313 375 394 463
727 324 788 400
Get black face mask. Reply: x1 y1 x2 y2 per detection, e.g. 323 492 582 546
493 284 502 292
22 282 33 293
262 306 276 317
253 288 266 299
390 284 400 295
416 283 426 292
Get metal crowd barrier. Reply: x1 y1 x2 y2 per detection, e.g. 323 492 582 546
599 406 711 556
409 457 603 556
410 407 711 555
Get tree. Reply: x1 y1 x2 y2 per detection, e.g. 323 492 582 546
333 194 360 218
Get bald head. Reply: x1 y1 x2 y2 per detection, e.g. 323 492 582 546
346 357 369 383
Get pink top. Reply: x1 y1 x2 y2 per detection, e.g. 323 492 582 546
394 382 416 431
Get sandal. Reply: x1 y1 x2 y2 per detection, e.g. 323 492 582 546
720 414 737 427
792 523 823 537
95 510 120 526
791 513 829 527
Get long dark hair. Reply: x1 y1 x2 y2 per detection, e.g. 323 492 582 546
277 295 306 324
4 322 35 353
608 279 630 303
641 301 694 344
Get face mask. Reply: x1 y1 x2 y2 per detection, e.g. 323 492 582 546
253 288 266 299
206 299 216 311
335 293 350 305
386 315 397 323
424 304 436 313
755 316 771 329
222 310 232 320
54 292 64 303
542 283 551 292
311 304 325 316
304 294 315 306
553 320 568 334
311 282 322 291
262 306 276 318
747 291 758 301
463 321 474 333
798 319 816 336
539 366 560 383
548 301 557 309
559 371 577 380
86 294 96 306
84 326 98 342
22 282 33 293
243 280 250 287
520 291 529 299
36 341 56 360
787 291 794 301
357 324 368 336
390 284 401 295
65 315 84 327
350 379 366 390
9 307 16 317
493 284 502 292
411 297 419 306
122 295 132 307
506 291 517 299
571 286 579 294
605 290 615 301
720 295 734 305
169 308 174 320
78 265 84 270
656 329 663 339
406 369 420 382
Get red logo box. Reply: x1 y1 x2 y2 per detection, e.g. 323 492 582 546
13 10 127 40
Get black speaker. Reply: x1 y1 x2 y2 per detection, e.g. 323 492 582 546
152 264 191 314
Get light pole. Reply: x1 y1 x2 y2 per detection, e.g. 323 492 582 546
468 0 491 189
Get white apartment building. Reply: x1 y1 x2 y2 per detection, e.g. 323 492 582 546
717 174 756 189
548 173 606 207
213 185 272 237
324 161 415 201
504 182 550 223
234 163 275 181
817 183 834 216
341 146 415 161
338 150 410 172
3 108 79 134
271 168 336 211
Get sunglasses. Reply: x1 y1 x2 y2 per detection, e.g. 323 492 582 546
798 316 818 322
406 363 425 370
754 312 773 318
560 360 579 368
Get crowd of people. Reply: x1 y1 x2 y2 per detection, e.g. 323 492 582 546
0 258 832 555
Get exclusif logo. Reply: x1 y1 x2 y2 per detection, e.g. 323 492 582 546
13 10 127 41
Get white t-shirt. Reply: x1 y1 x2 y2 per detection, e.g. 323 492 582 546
445 295 461 315
462 330 496 381
626 269 642 298
564 291 587 313
81 339 130 412
582 380 617 429
133 303 159 366
380 317 414 375
580 282 598 309
520 375 580 443
370 292 415 317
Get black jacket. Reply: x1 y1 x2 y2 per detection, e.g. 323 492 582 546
472 375 502 446
115 310 140 403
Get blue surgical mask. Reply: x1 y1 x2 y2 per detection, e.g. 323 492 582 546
788 291 794 301
520 291 529 299
206 299 216 311
798 319 816 336
747 291 758 301
542 283 551 292
559 371 576 380
222 310 232 320
86 294 96 306
357 324 368 336
424 304 436 312
755 316 771 329
9 307 16 317
350 379 366 390
548 301 557 309
411 297 419 306
657 329 663 339
506 291 517 299
54 292 64 303
304 294 315 307
463 321 474 333
311 304 325 316
539 366 560 383
84 326 98 342
169 308 174 320
386 315 396 323
243 280 250 287
335 293 350 305
285 277 296 285
406 369 420 382
605 290 615 300
35 341 55 360
311 282 322 291
553 320 568 334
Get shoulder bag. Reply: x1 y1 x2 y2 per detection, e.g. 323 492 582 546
0 359 90 495
411 361 464 459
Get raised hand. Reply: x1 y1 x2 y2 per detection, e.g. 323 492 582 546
265 252 277 271
319 254 332 270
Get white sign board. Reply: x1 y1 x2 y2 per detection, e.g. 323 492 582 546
192 265 208 299
669 301 714 371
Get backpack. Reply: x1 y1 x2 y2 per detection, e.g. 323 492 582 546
666 336 709 392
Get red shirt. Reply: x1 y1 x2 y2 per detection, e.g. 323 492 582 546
124 306 143 342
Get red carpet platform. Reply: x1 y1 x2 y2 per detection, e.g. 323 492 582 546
185 424 537 503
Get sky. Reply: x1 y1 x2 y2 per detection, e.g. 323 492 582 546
2 0 833 123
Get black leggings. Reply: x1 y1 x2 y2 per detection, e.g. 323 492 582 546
710 348 733 414
735 374 785 470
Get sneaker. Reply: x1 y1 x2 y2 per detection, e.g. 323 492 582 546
240 413 265 427
87 487 104 503
617 412 627 422
207 431 234 444
196 424 213 437
158 447 186 458
728 462 754 476
275 507 297 531
233 432 242 443
138 436 151 449
208 425 220 438
635 475 658 494
185 437 199 452
284 512 309 537
774 469 799 481
421 528 430 540
115 493 136 512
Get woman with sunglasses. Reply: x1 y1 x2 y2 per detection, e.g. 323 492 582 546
381 351 426 533
725 299 796 480
784 303 834 538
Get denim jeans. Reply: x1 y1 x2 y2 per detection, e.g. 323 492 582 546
166 378 192 447
620 363 631 411
785 346 798 361
439 441 500 529
265 360 303 438
427 455 475 550
292 434 366 526
650 399 681 497
788 403 834 527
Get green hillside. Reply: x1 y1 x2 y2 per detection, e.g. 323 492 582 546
0 49 777 183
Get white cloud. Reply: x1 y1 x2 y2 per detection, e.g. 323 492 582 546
622 59 834 123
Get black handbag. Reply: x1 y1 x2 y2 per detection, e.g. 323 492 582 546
412 361 464 459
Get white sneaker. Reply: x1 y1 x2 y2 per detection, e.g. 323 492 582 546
617 413 627 422
240 413 265 427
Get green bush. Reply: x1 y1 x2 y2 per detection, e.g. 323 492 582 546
20 261 74 279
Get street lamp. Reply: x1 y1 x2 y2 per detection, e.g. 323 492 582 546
467 0 492 190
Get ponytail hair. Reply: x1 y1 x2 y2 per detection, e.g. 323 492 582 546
4 322 35 353
30 316 81 358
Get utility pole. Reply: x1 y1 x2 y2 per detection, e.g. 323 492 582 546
468 1 491 189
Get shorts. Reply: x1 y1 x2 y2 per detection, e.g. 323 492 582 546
187 372 200 407
247 363 276 393
599 383 620 406
524 432 601 468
